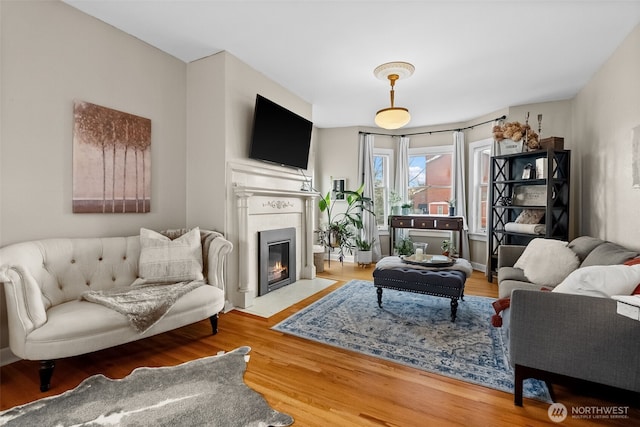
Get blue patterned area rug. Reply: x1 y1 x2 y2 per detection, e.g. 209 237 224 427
273 279 551 402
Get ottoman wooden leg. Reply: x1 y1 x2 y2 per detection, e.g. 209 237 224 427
450 298 458 322
377 287 383 307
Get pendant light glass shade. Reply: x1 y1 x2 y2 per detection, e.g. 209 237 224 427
375 107 411 129
373 61 415 130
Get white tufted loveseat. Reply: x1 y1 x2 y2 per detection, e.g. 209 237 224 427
0 228 232 391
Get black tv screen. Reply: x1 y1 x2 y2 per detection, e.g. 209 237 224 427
249 94 313 169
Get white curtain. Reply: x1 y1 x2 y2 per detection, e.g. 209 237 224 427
393 136 410 242
395 136 410 204
358 133 382 261
452 131 470 259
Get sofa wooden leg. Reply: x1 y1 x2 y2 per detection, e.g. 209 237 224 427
514 364 524 406
376 287 383 308
40 360 55 392
545 381 556 402
209 314 219 335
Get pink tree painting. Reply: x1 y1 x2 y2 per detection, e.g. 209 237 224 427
73 101 151 213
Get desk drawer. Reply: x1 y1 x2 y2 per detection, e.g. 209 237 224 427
390 217 413 228
413 218 435 229
434 218 462 230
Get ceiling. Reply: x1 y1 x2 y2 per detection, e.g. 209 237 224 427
63 1 640 129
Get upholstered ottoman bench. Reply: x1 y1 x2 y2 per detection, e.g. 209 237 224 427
373 256 473 322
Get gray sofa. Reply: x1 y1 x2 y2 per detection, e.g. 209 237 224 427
497 236 640 405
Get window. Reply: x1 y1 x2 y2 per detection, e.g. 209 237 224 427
407 146 453 215
468 138 492 237
373 148 393 230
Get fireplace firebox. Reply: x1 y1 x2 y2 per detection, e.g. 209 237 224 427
258 227 296 295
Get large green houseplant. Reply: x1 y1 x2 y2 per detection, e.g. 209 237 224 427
318 182 374 264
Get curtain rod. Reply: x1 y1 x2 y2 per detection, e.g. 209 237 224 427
359 115 506 137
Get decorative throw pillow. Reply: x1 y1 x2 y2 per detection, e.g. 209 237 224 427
553 264 640 298
514 209 545 225
624 257 640 295
567 236 605 263
581 242 639 267
513 238 579 287
138 227 204 283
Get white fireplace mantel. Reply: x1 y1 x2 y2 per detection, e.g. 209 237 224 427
226 160 318 308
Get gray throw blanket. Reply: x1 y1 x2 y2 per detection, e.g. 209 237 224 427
375 256 474 277
82 281 204 333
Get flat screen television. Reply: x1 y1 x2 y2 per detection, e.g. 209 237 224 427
249 94 313 170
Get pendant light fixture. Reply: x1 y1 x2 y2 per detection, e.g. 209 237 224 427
374 61 415 129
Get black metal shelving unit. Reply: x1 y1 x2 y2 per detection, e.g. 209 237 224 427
486 148 571 281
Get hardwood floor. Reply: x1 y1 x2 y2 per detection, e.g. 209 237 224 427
1 263 637 426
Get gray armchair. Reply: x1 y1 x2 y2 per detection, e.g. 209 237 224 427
497 237 640 405
509 289 640 405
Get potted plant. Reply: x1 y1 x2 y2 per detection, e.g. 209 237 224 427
401 202 413 215
395 236 413 256
448 199 456 216
318 182 374 264
355 236 375 266
389 190 402 215
441 239 457 257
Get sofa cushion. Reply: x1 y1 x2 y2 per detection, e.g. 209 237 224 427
498 266 528 283
138 227 204 283
553 264 640 298
581 242 639 267
568 236 605 263
513 238 580 287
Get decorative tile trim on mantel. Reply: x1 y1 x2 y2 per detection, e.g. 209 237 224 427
264 200 294 209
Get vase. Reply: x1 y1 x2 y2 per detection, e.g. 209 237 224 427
448 206 455 216
356 250 373 265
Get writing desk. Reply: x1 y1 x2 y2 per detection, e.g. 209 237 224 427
388 215 464 258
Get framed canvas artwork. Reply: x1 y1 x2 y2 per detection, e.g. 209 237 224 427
73 101 151 213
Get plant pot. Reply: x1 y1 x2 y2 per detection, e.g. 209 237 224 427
448 206 455 216
356 250 373 265
392 206 401 215
402 207 410 215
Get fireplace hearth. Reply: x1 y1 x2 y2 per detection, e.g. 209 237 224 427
258 227 296 295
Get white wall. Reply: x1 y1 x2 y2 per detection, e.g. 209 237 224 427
0 1 187 354
573 23 640 249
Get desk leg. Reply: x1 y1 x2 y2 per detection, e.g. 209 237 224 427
389 226 395 256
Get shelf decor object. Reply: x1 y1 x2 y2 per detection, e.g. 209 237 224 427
512 185 547 206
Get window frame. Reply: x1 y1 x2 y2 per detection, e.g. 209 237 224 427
373 148 393 232
468 137 493 240
407 145 454 215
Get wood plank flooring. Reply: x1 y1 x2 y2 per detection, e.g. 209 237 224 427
1 263 637 426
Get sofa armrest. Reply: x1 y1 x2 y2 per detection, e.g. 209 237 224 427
510 290 640 392
203 234 233 291
1 266 48 358
497 245 526 269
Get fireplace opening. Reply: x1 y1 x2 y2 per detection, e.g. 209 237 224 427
258 227 296 295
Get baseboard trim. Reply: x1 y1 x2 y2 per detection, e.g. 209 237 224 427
471 261 486 272
0 347 19 366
